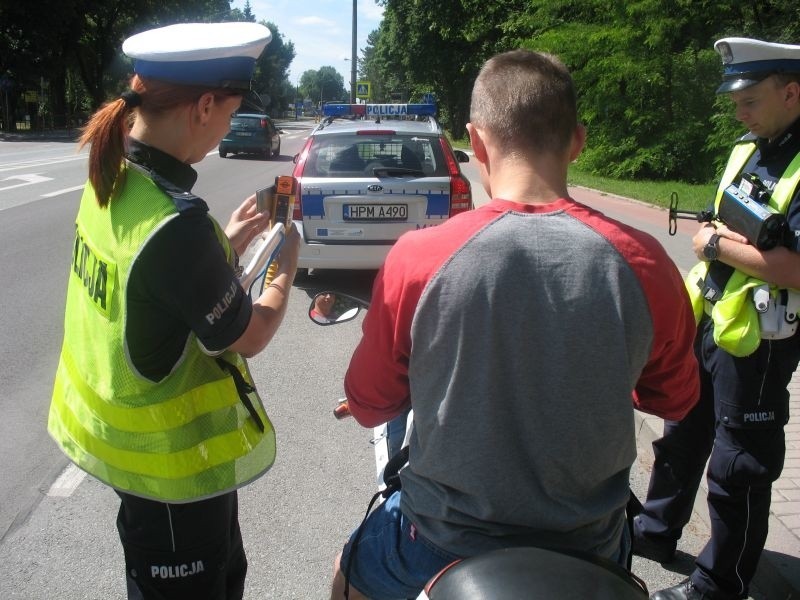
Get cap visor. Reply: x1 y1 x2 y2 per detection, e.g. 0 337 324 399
716 76 770 94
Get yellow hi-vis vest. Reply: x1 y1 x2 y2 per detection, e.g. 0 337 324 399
686 141 800 357
48 165 275 502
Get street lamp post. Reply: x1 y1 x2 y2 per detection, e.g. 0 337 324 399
350 0 357 104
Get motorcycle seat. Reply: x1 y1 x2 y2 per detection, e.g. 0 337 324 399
424 546 647 599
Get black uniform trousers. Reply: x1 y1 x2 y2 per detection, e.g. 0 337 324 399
637 317 796 599
115 489 247 600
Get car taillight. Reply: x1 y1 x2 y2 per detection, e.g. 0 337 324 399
439 138 472 216
450 175 472 215
291 138 314 220
260 118 267 128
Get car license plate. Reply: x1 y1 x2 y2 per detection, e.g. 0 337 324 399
236 131 253 137
343 204 408 221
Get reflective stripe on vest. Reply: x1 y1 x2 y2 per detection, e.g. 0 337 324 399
48 165 275 502
686 143 800 356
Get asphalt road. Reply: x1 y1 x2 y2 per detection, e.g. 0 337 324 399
0 121 765 598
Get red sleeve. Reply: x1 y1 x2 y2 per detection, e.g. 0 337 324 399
343 244 419 427
609 227 700 421
632 257 700 421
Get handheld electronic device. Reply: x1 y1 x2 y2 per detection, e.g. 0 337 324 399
668 174 789 250
256 185 275 214
240 175 297 295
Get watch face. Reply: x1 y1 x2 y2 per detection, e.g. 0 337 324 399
703 234 719 260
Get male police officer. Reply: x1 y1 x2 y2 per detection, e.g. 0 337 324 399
634 38 800 600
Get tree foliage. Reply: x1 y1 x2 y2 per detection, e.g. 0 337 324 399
364 0 800 183
3 0 800 184
0 0 293 128
299 67 347 106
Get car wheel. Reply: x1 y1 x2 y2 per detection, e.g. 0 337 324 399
219 149 227 158
294 268 310 281
272 141 281 158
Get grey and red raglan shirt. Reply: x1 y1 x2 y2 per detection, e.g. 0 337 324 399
344 197 699 560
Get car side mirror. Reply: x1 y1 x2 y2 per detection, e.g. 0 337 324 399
308 292 365 325
454 150 469 163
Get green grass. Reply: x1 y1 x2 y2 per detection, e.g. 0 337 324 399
448 134 715 213
567 165 716 212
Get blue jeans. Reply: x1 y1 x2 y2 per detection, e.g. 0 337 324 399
340 491 460 600
340 491 631 599
385 408 411 459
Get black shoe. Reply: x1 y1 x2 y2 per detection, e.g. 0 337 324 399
650 580 711 600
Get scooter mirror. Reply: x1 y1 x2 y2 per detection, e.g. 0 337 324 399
308 291 363 325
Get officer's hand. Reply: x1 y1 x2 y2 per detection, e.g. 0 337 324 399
276 222 301 275
714 223 749 245
226 195 270 255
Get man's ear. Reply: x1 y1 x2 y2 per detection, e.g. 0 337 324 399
467 123 488 164
568 124 586 162
784 81 800 108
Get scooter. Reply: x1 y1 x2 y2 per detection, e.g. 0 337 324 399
309 291 649 599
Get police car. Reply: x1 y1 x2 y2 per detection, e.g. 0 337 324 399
290 103 472 274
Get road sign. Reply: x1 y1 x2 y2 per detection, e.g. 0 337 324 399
356 81 371 99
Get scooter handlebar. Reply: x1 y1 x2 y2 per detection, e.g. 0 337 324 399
334 399 352 419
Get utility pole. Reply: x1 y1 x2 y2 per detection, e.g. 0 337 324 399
350 0 357 104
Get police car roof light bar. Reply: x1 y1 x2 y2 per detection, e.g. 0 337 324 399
322 103 438 118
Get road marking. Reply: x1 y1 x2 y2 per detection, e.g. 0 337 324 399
0 173 53 192
46 463 86 498
41 184 84 198
0 154 86 174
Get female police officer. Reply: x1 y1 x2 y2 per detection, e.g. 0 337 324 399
47 22 300 599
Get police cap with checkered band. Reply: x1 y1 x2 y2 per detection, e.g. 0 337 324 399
715 37 800 94
122 22 271 93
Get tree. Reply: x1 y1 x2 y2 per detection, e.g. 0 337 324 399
251 21 296 114
299 67 346 106
515 0 723 181
1 0 247 131
371 0 508 136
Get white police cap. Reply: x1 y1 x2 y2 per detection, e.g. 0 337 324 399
122 22 271 91
715 37 800 94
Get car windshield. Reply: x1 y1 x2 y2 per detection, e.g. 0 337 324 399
304 134 447 177
231 116 268 129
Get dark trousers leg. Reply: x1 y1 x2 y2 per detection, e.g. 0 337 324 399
116 490 247 600
636 331 716 544
688 333 793 599
691 426 784 599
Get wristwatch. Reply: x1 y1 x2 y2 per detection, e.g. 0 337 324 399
703 233 721 261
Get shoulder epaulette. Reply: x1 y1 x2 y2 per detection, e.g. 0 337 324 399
735 132 757 144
